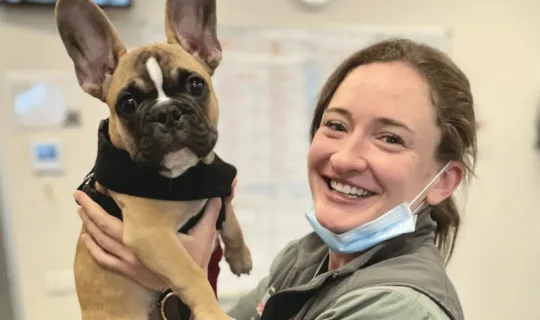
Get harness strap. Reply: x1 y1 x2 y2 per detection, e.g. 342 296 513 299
76 171 227 234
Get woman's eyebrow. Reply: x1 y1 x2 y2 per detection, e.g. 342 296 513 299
324 107 352 121
375 117 416 134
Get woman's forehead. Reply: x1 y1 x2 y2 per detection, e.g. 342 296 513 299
329 62 436 127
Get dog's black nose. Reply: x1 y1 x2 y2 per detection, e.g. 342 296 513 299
153 105 182 128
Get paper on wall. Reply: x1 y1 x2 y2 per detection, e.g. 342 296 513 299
5 71 79 129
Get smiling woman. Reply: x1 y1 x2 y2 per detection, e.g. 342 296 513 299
306 60 460 254
308 41 476 266
76 38 477 320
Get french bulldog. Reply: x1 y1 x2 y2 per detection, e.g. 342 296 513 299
55 0 252 318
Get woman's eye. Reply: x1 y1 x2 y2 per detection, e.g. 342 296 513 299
323 120 347 132
381 134 404 145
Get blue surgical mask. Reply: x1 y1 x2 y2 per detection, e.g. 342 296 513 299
305 162 451 254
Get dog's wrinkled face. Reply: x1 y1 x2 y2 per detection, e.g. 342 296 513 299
55 0 222 178
107 44 219 177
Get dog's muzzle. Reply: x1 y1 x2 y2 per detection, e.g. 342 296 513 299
147 102 187 131
134 101 217 168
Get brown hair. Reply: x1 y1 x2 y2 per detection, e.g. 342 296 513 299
309 38 477 264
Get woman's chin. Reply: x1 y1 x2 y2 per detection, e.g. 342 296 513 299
314 202 382 234
314 209 355 234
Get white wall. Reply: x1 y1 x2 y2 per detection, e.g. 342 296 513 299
1 0 539 319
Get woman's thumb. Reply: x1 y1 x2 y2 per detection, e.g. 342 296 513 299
189 198 222 237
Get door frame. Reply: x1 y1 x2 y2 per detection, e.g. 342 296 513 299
0 142 24 320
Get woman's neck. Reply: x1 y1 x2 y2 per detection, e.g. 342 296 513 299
328 251 362 271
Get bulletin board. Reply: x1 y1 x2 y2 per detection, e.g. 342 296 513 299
141 24 452 299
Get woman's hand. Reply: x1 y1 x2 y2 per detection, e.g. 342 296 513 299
73 178 237 292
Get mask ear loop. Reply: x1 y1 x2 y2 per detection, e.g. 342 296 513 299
408 162 451 216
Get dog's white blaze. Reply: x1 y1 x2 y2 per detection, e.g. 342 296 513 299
160 148 199 178
145 56 171 103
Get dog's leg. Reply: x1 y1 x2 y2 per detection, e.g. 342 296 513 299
219 203 253 276
114 194 231 320
74 225 157 320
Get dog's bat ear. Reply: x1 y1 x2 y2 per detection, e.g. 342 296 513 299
55 0 127 101
165 0 222 74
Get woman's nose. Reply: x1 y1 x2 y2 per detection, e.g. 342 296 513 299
329 141 369 175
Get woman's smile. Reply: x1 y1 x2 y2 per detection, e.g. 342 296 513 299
322 175 379 206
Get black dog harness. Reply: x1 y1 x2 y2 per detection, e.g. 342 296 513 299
76 118 237 234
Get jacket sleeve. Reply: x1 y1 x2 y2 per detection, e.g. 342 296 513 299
226 240 299 320
314 286 452 320
225 275 270 320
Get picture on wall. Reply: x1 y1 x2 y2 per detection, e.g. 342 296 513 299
5 71 81 129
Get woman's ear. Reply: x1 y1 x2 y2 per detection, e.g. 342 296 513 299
426 161 464 205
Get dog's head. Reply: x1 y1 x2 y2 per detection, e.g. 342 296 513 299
55 0 222 178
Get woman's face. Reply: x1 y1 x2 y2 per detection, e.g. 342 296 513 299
307 61 463 233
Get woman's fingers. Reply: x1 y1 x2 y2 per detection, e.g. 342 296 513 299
177 198 221 269
80 232 130 275
188 198 221 239
74 190 123 242
77 208 131 262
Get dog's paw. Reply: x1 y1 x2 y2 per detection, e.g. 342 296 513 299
224 244 252 277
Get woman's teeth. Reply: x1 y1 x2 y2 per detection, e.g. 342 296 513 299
330 180 373 198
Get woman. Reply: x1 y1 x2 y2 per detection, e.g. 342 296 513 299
74 38 476 319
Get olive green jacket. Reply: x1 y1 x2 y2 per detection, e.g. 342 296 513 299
227 209 464 320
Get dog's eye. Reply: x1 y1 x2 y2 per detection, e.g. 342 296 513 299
187 76 206 96
118 94 137 114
